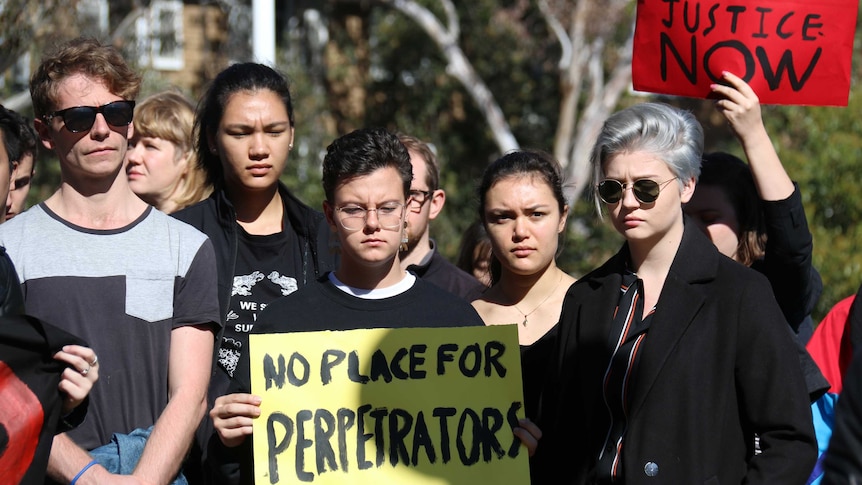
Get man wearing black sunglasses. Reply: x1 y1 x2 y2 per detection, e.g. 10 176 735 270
42 100 136 135
0 38 221 485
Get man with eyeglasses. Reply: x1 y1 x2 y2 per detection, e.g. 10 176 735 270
0 38 220 485
396 134 486 301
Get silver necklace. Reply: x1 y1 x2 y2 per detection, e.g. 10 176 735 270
513 273 562 326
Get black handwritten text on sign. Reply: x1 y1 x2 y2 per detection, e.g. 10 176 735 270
632 0 858 106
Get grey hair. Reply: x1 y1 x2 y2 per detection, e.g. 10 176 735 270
589 102 703 215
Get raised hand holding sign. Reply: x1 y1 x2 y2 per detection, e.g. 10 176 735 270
632 0 859 106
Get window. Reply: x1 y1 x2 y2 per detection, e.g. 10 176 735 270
150 0 184 71
135 0 185 71
77 0 109 35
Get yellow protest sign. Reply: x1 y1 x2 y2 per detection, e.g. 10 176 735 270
249 324 529 484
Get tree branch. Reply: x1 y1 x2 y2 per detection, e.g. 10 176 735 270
379 0 518 153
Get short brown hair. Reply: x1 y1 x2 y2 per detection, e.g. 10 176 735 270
397 133 439 191
30 37 142 118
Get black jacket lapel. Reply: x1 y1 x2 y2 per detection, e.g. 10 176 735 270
629 220 719 414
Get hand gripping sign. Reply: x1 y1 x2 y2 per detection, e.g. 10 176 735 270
250 325 530 485
632 0 859 106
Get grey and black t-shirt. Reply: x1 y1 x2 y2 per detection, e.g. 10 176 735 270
0 203 221 450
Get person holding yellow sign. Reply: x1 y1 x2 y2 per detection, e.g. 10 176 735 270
206 128 542 484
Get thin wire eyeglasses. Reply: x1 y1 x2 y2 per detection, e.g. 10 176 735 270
597 178 678 204
335 203 405 231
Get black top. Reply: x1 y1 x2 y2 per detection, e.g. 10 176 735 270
207 274 485 484
405 241 487 302
219 216 302 381
172 182 337 338
0 248 89 484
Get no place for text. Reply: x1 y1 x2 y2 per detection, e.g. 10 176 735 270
250 325 530 485
262 340 508 389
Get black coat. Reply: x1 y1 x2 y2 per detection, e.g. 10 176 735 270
533 220 816 484
0 247 89 484
823 349 862 484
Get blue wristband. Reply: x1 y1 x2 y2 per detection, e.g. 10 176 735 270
70 459 98 485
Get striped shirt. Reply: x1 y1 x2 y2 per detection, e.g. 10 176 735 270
596 271 655 483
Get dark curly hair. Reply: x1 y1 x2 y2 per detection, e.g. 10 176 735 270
322 127 412 202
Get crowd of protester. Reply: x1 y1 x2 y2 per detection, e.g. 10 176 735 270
2 36 862 485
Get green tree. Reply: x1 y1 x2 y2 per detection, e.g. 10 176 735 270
5 0 861 322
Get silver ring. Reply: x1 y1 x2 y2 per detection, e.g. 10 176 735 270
90 355 99 367
81 366 90 376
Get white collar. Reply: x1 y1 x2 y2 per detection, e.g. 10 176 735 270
328 271 417 299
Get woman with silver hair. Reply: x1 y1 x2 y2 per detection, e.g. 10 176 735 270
530 102 815 484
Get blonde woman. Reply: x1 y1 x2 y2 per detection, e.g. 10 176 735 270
127 90 210 213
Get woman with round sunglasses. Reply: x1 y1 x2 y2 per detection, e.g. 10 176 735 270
530 102 815 484
171 63 337 481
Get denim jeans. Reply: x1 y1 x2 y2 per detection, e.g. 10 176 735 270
89 426 188 485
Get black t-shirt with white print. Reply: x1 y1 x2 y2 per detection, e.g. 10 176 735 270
217 223 301 380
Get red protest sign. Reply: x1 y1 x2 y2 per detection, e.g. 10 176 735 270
632 0 859 106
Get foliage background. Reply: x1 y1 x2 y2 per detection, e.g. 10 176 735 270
2 0 860 322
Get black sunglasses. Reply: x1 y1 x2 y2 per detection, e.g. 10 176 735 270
43 100 136 133
597 178 677 204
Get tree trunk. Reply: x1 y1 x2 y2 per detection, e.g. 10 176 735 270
325 1 372 134
380 0 518 153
